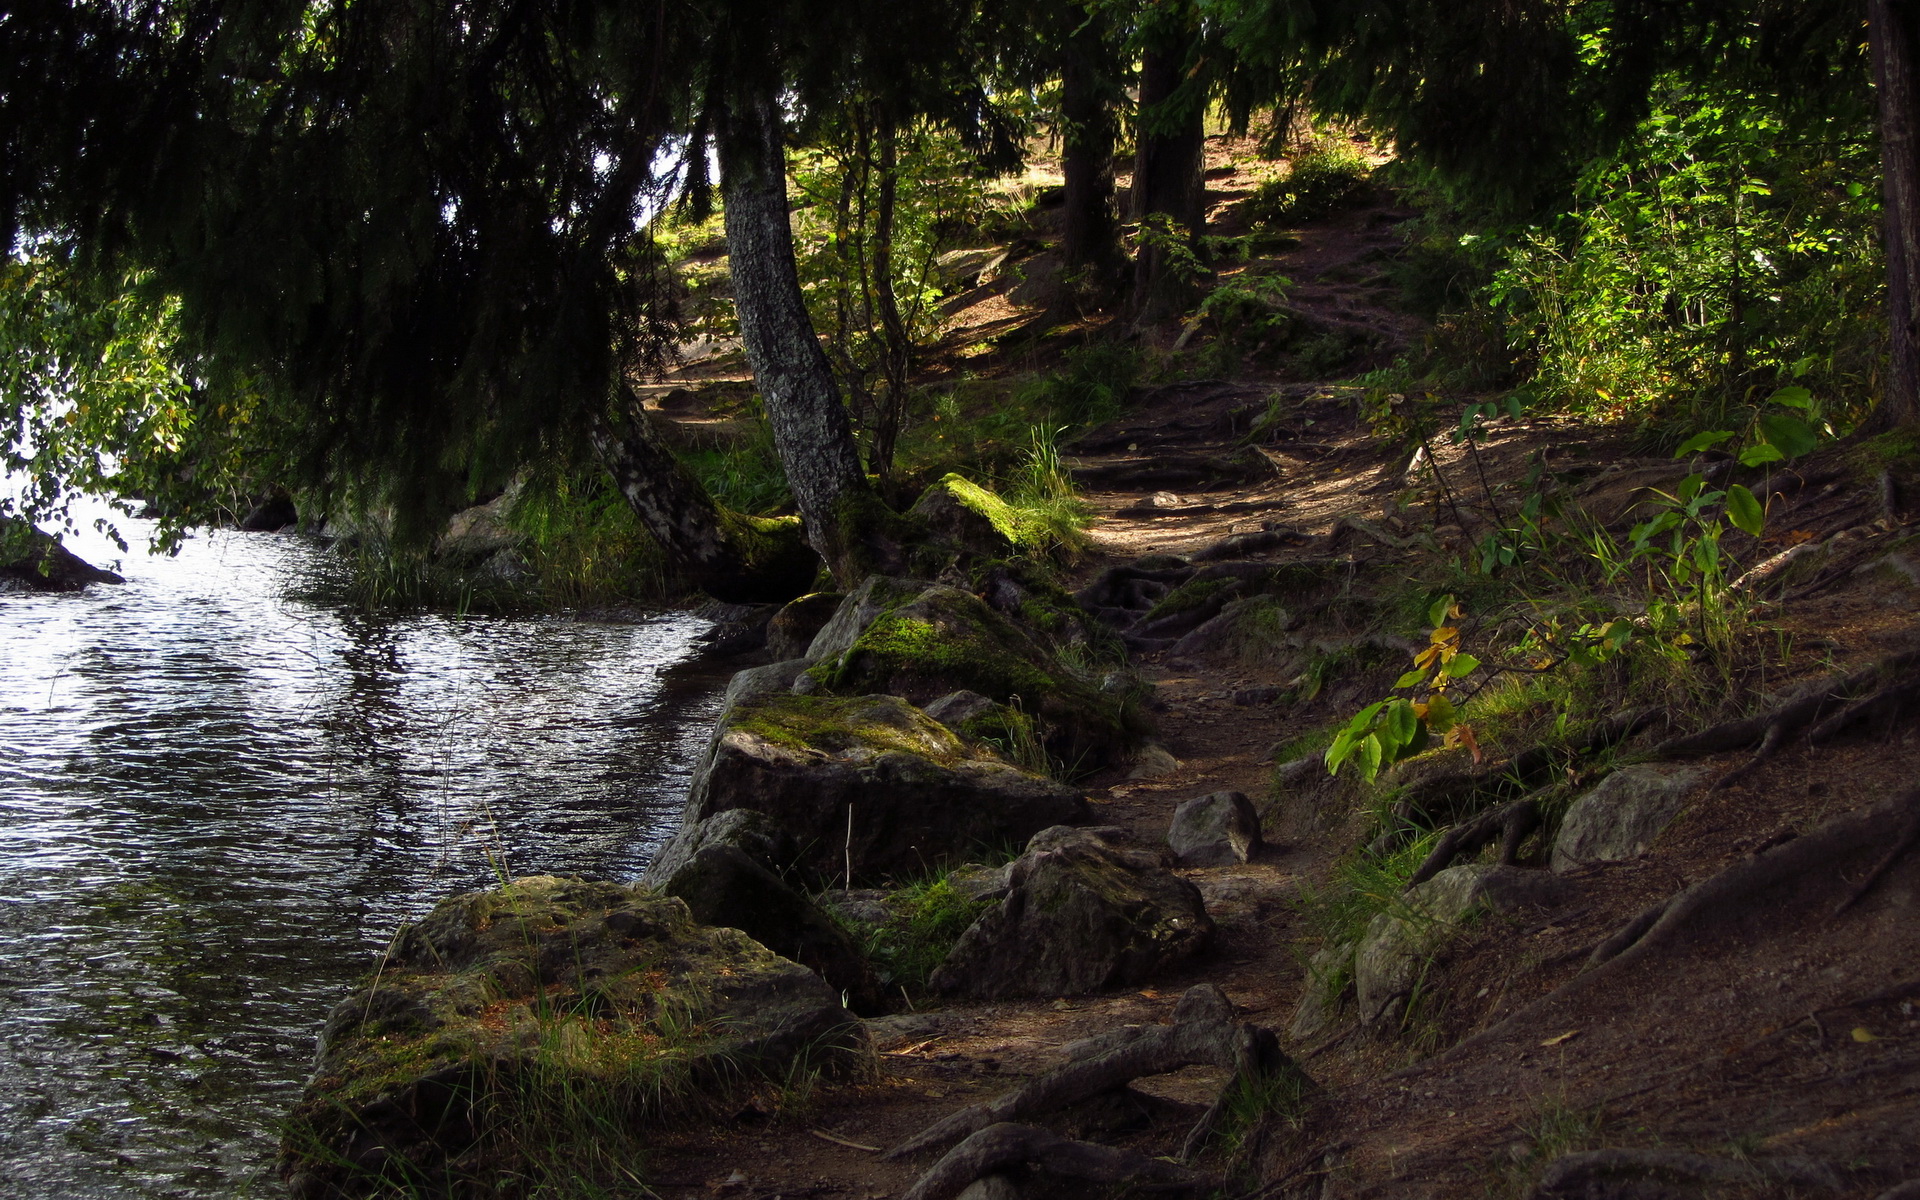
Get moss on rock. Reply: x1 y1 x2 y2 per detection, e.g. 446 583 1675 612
282 877 868 1199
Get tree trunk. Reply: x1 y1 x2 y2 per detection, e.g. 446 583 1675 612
1129 31 1207 324
718 83 882 577
1059 4 1122 284
1869 0 1920 432
590 390 814 603
869 125 913 484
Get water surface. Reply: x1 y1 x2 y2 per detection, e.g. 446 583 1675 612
0 518 725 1197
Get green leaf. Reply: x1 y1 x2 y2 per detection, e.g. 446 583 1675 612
1445 652 1481 678
1725 484 1764 537
1505 395 1523 421
1393 668 1429 690
1383 700 1419 748
1358 734 1384 781
1672 430 1734 458
1676 473 1706 504
1739 442 1786 468
1427 595 1454 628
1758 412 1820 459
1766 386 1813 410
1424 692 1456 732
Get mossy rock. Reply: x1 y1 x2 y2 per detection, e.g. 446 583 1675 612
806 581 1132 771
678 693 1089 885
767 591 845 659
908 472 1055 564
282 877 868 1198
929 827 1213 999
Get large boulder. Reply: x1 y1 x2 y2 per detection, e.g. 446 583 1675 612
1353 865 1572 1025
281 877 868 1198
803 578 1129 770
1552 763 1713 872
0 519 123 592
929 827 1214 999
679 691 1089 884
642 807 795 888
1167 791 1263 866
658 845 884 1014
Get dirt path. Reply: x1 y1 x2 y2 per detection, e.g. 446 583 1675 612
643 140 1920 1200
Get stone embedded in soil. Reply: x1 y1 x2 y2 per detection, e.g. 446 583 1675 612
766 591 844 660
929 826 1213 1000
1166 790 1263 866
657 844 884 1014
1552 763 1714 873
281 876 869 1199
678 690 1089 884
1128 743 1181 779
1352 864 1573 1026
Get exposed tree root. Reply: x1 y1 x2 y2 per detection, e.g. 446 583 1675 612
1533 1148 1848 1197
1646 650 1920 789
885 984 1302 1163
1809 676 1920 745
1588 788 1920 969
1404 798 1539 889
1425 788 1920 1072
897 1123 1217 1200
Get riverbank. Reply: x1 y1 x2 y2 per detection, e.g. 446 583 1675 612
283 132 1920 1198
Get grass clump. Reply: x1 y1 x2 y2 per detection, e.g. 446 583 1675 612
861 874 992 992
1246 144 1371 226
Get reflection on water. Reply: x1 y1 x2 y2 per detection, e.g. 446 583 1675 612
0 519 726 1197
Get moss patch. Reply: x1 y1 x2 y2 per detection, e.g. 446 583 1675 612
730 693 973 766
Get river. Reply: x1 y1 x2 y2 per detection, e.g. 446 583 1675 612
0 516 728 1197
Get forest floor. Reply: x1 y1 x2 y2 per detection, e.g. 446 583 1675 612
638 136 1920 1199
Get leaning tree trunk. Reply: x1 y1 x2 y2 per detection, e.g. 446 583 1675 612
1129 31 1207 324
719 84 891 579
591 390 815 603
1869 0 1920 432
1059 3 1122 285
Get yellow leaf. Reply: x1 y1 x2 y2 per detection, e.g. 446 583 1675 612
1852 1026 1878 1043
1411 702 1429 719
1431 626 1459 646
1414 646 1441 669
1540 1029 1581 1047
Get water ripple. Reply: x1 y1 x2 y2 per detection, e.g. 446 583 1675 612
0 517 725 1197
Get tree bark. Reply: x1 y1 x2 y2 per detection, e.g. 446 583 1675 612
1869 0 1920 432
1059 3 1122 283
718 83 878 576
1129 29 1207 323
869 125 913 483
590 390 814 603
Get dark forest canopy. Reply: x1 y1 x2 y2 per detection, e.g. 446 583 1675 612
0 0 1914 589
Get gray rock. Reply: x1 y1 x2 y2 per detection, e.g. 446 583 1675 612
434 482 523 567
237 493 298 532
1128 744 1181 780
929 826 1213 999
659 845 882 1014
1288 943 1353 1043
925 689 1000 731
863 1010 963 1048
818 888 893 926
767 592 845 661
1167 791 1263 866
1354 864 1573 1025
805 575 935 663
682 692 1089 884
643 807 795 888
1552 764 1713 873
947 862 1012 903
283 877 869 1198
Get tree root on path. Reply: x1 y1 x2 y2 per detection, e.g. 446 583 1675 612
1424 788 1920 1071
1647 650 1920 789
1403 798 1539 889
886 984 1305 1164
1533 1148 1849 1197
897 1123 1218 1200
1584 787 1920 971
